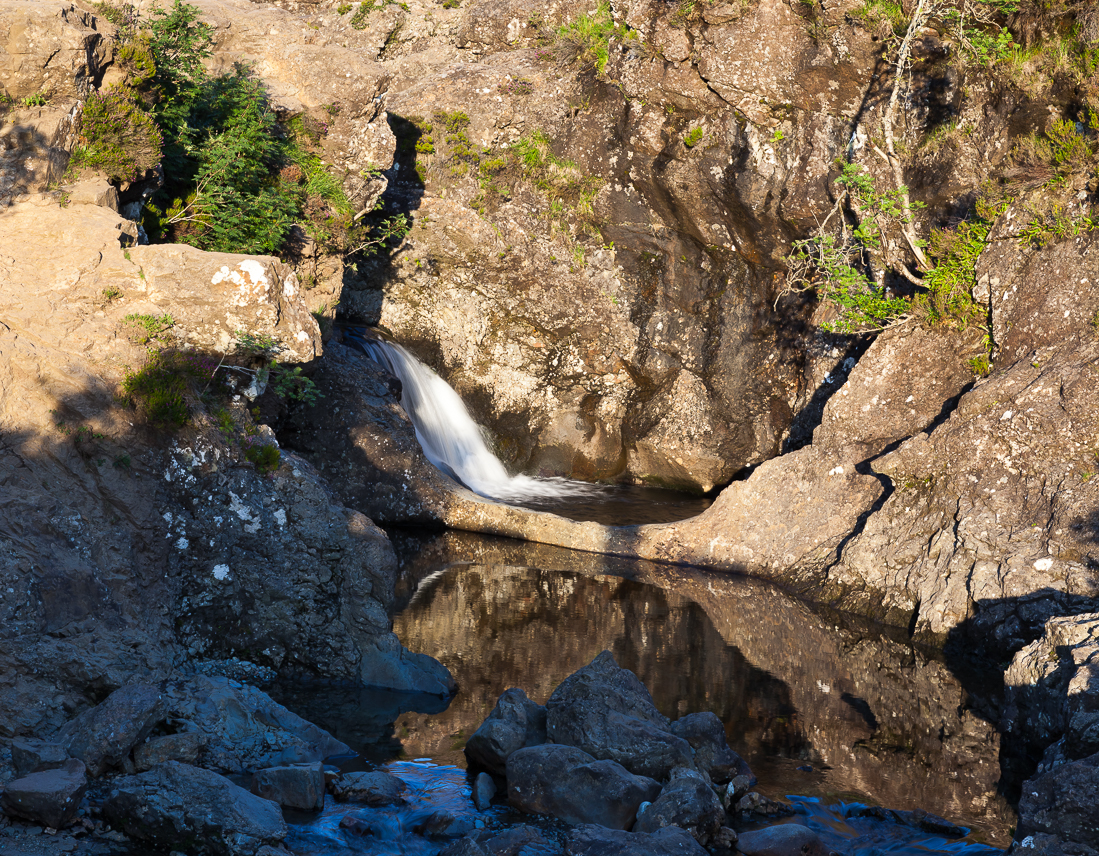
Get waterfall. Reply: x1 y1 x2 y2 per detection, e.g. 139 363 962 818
345 332 605 504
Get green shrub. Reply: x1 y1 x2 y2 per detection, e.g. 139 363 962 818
73 85 163 183
553 1 636 74
121 350 216 427
244 441 281 473
683 127 704 148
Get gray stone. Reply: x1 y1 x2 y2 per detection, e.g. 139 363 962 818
465 687 547 776
633 767 725 844
545 652 691 781
160 677 350 774
11 739 68 778
472 771 496 811
103 761 287 856
0 758 86 829
330 770 407 805
251 762 325 811
58 683 165 777
565 823 709 855
669 712 751 784
133 732 206 772
737 823 828 856
506 744 661 830
1018 751 1099 848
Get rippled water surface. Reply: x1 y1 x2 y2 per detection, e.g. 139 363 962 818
275 530 1014 855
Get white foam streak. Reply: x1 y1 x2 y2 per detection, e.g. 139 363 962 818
355 338 603 503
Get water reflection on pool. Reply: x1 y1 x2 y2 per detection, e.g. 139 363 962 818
275 529 1015 854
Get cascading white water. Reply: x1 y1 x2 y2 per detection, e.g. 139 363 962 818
347 333 605 504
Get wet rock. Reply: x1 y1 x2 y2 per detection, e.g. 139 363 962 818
251 761 325 811
733 792 795 820
414 810 478 839
10 739 68 778
506 744 661 830
546 651 691 780
633 767 725 844
330 770 407 805
711 826 739 856
57 683 164 777
159 677 350 774
736 823 829 856
440 838 490 856
851 806 965 836
133 733 206 772
565 823 709 855
102 761 287 856
473 824 563 855
1017 751 1099 850
0 758 86 829
465 687 547 776
339 814 382 836
472 771 496 811
669 712 751 784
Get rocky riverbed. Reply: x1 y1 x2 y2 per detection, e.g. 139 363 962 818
1 0 1099 852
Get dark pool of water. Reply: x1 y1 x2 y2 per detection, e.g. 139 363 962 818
273 530 1015 855
510 482 713 525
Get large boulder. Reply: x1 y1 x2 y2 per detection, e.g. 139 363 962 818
0 758 87 829
464 687 547 777
506 744 661 830
1017 753 1099 851
103 761 288 856
57 683 164 777
158 677 350 774
329 770 407 806
633 767 725 844
1004 614 1099 764
669 712 751 784
546 651 692 781
251 761 325 811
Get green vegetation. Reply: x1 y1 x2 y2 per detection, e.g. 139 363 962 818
71 85 163 183
337 2 353 12
552 1 637 74
20 93 48 108
350 0 408 29
79 1 409 263
123 313 175 344
244 441 281 474
683 127 704 148
121 349 215 427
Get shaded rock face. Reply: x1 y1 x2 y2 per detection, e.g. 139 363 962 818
1017 753 1099 852
103 761 288 856
464 687 547 777
0 199 448 735
506 743 662 830
0 758 87 829
566 823 709 856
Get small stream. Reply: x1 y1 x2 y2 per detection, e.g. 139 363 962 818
272 529 1015 856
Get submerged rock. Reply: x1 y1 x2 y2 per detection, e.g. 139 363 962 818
330 770 408 805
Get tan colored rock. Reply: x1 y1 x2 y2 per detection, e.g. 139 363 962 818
0 1 108 102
